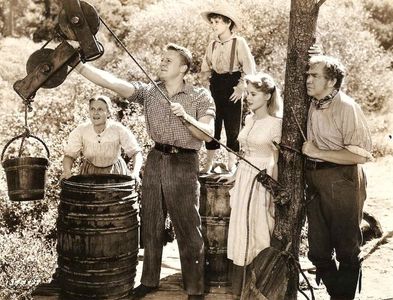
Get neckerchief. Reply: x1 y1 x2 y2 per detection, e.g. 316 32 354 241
311 89 338 110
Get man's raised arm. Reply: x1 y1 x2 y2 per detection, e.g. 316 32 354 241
75 63 135 98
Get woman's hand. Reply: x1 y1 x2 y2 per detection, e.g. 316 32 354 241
60 170 72 181
130 171 141 186
214 172 236 184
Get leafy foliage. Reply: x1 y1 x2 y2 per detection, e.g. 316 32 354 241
363 0 393 51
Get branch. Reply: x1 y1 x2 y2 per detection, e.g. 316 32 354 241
315 0 328 9
361 230 393 261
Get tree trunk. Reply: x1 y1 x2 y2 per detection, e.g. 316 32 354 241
272 0 326 299
3 0 16 36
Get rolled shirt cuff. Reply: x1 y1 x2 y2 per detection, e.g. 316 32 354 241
345 145 373 161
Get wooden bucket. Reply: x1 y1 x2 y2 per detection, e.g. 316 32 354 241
1 134 50 201
199 177 233 287
57 174 139 300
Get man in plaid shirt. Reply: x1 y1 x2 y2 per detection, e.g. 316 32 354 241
75 43 215 300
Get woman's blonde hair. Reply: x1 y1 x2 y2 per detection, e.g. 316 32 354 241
244 72 283 118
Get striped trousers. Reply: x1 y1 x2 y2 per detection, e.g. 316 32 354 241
140 148 205 295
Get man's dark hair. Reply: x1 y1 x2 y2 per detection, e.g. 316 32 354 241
309 55 346 89
166 43 193 74
207 13 235 32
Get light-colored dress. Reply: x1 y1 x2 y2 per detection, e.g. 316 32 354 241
227 114 282 266
64 120 141 175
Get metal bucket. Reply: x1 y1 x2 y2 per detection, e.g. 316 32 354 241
57 174 139 300
199 177 233 287
1 134 50 201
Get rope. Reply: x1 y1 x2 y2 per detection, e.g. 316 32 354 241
240 175 258 300
17 103 31 157
99 16 266 176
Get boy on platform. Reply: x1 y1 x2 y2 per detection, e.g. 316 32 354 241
200 4 256 173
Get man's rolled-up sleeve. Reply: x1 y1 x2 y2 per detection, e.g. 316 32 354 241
196 88 216 121
341 103 373 160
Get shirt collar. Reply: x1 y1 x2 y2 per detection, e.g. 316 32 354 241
310 89 339 110
158 80 192 96
214 34 236 44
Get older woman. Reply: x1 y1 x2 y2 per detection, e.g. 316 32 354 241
61 95 142 181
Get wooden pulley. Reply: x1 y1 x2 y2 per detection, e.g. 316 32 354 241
58 1 100 41
26 48 68 89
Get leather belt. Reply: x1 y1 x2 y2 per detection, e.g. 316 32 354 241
305 160 344 170
154 143 196 154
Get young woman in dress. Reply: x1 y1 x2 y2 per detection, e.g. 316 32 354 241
222 72 283 298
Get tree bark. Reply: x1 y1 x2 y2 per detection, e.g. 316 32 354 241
272 0 325 299
3 0 16 37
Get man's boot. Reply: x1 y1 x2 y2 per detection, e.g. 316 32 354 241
335 262 361 300
315 260 339 298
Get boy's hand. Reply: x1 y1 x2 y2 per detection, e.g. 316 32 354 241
230 86 244 103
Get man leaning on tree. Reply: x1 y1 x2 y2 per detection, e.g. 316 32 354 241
302 54 372 300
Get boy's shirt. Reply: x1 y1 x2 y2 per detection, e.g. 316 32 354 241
201 34 256 79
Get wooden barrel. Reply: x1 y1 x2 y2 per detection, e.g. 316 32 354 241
57 174 139 300
199 177 233 287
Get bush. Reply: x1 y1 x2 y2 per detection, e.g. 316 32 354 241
317 1 393 112
363 0 393 51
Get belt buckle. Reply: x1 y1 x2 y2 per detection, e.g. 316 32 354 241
169 146 179 154
307 160 317 170
162 144 178 154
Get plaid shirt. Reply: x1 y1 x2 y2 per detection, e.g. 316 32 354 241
128 81 215 150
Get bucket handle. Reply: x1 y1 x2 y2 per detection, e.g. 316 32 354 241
1 134 50 163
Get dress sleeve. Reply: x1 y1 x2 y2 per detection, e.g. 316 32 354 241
118 123 141 157
64 125 83 159
271 118 283 144
340 103 373 160
196 88 216 120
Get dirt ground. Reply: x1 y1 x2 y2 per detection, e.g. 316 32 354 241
32 156 393 300
147 155 393 300
351 155 393 300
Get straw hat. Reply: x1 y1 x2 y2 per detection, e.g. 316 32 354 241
201 5 241 30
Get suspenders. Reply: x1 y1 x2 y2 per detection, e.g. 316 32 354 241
211 38 237 74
